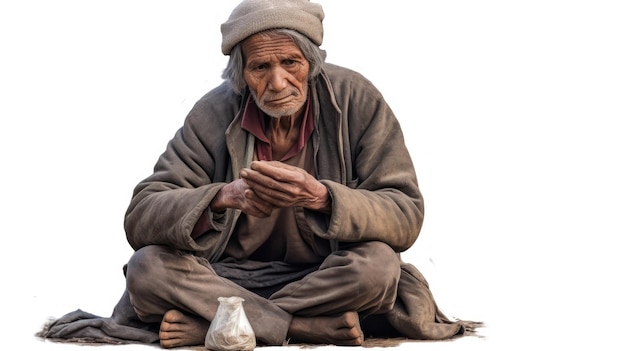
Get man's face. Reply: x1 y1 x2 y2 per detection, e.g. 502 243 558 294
242 33 310 119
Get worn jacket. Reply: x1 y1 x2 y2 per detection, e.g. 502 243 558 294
124 63 424 262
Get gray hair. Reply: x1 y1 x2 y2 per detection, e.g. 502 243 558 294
221 28 326 96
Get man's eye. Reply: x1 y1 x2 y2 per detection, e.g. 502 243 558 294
253 63 269 70
283 59 296 65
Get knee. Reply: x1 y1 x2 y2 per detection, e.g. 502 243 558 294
354 242 401 291
336 241 400 294
125 245 171 296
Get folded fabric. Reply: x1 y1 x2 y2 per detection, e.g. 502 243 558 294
386 263 482 339
37 290 159 345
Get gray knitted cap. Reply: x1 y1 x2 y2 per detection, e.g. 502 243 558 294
220 0 324 55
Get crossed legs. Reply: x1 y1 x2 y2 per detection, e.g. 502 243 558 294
125 241 400 348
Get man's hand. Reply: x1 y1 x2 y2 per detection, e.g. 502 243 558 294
210 178 276 218
240 160 331 214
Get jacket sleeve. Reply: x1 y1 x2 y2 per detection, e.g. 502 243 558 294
307 70 424 252
124 85 237 252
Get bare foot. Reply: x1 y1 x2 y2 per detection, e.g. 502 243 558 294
159 309 210 349
287 311 363 346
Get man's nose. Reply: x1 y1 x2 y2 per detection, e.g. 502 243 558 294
268 67 288 91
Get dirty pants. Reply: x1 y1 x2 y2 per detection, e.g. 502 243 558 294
124 241 401 346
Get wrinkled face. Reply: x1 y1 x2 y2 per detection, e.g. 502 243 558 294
242 32 310 118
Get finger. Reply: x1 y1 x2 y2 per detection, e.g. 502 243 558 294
251 160 293 171
244 175 301 205
254 188 293 208
245 179 288 206
242 168 292 195
250 161 301 182
243 188 275 217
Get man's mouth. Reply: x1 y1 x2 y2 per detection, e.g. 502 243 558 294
268 95 293 104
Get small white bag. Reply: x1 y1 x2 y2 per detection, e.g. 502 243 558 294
205 296 256 351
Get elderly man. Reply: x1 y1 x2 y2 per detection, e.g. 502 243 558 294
39 0 476 348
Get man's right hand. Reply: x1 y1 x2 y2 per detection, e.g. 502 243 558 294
209 179 276 218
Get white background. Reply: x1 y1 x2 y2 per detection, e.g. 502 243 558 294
1 1 625 350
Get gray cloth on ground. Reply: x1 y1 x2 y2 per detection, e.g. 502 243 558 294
37 289 159 345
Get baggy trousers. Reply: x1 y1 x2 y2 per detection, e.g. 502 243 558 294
124 241 402 345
